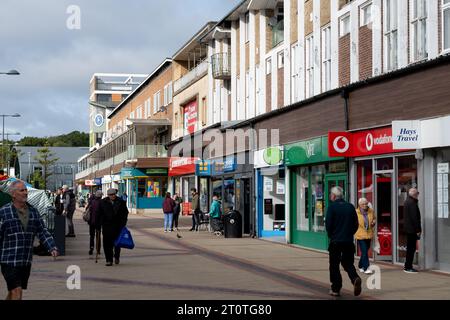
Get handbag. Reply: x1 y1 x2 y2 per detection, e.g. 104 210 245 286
82 208 91 223
114 227 135 250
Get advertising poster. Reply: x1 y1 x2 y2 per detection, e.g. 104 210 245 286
183 100 198 134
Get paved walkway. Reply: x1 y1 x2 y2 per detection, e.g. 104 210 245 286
17 210 450 300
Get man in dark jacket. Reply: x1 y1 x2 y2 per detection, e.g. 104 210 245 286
54 188 63 216
62 185 76 237
403 188 422 273
325 186 361 297
190 188 200 231
96 189 128 266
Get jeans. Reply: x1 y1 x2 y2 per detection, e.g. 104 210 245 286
405 233 418 270
164 213 173 231
329 242 360 293
357 239 372 271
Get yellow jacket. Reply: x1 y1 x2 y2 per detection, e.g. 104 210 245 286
355 208 376 240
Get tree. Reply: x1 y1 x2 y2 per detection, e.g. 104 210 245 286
30 169 45 190
18 131 89 147
34 144 59 190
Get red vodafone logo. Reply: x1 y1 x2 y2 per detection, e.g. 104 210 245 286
366 133 374 151
332 136 350 154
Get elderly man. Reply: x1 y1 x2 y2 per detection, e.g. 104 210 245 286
62 185 76 237
325 186 362 297
96 189 128 266
403 188 422 274
0 180 58 300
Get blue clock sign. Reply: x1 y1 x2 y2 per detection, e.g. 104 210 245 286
94 114 104 127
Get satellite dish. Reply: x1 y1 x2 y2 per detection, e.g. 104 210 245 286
268 17 278 28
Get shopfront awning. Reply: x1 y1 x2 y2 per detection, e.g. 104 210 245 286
121 168 148 180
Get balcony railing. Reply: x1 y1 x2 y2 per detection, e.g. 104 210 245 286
211 53 231 80
128 145 167 159
173 60 208 94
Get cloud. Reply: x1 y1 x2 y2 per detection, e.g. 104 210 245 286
0 0 239 138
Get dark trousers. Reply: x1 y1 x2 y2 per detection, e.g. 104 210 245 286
172 213 180 229
191 210 200 230
66 209 75 235
103 230 121 263
329 242 360 293
357 239 372 271
405 233 418 270
89 224 96 250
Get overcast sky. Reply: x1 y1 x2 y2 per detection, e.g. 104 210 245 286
0 0 239 139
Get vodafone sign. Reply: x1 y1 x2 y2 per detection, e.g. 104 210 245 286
329 127 400 157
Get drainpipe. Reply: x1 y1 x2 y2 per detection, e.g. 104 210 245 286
341 89 350 131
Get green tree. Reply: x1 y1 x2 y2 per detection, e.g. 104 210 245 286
34 145 59 190
30 169 45 190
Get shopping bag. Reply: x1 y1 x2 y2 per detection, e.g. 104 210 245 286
82 208 91 223
114 227 135 249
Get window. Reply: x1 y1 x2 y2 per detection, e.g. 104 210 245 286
306 35 315 98
266 58 272 75
245 12 250 42
385 0 398 71
340 14 351 37
153 91 161 114
277 51 284 69
322 25 332 92
443 0 450 51
411 0 428 61
163 82 173 106
136 106 143 119
145 99 151 118
245 71 250 114
129 111 135 119
272 5 285 47
291 44 300 103
64 166 72 174
360 2 373 26
54 166 62 174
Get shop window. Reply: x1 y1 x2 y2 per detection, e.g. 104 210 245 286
357 160 374 206
199 177 209 213
376 157 393 171
263 170 286 232
212 178 223 200
296 167 310 231
311 165 326 232
224 178 235 213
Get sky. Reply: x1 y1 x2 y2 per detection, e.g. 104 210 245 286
0 0 239 139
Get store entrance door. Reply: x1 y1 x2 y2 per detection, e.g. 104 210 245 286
374 172 394 262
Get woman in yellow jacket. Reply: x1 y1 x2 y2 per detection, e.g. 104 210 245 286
355 198 376 274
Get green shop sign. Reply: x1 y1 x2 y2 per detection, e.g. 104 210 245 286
146 168 168 176
285 136 341 166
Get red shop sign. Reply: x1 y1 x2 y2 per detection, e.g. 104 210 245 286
169 157 198 177
329 127 397 157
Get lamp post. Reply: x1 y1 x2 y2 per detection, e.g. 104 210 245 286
0 70 20 75
1 113 21 170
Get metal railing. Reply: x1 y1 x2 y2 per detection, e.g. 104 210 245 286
128 145 167 159
211 53 231 80
173 60 208 94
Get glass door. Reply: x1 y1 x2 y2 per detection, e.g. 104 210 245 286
374 172 394 261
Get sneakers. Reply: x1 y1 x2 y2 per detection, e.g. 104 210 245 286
353 277 362 297
105 262 113 267
359 268 365 273
404 268 419 274
364 269 374 275
164 230 167 233
329 290 340 297
115 258 120 265
169 229 173 233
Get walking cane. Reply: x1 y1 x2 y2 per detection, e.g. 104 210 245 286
95 229 101 263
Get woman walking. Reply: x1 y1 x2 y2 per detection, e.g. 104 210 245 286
355 198 376 274
162 192 176 233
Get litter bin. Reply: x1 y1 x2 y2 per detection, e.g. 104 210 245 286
53 215 66 256
223 210 242 238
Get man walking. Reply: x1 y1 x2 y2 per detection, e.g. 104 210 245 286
54 188 64 216
62 185 76 237
96 189 129 266
0 180 58 300
403 188 422 274
325 186 362 297
190 188 200 232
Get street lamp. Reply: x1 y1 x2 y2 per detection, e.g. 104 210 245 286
1 113 21 170
0 70 20 75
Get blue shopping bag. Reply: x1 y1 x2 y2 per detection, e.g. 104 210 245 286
114 227 135 249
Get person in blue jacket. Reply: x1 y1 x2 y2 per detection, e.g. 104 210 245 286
207 195 223 236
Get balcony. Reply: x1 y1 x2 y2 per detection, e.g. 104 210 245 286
173 60 208 95
128 145 168 159
211 53 231 80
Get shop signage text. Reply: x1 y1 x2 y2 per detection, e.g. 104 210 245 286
169 157 198 177
286 136 340 166
183 100 198 135
392 121 421 150
329 127 399 158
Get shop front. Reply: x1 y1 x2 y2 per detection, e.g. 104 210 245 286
121 168 168 211
286 136 347 251
169 157 199 215
393 116 450 271
254 146 286 240
329 126 418 265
